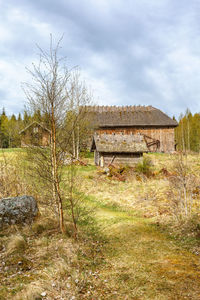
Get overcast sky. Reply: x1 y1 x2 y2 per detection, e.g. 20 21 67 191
0 0 200 118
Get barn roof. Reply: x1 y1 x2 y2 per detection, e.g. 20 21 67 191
19 121 51 134
90 133 149 153
84 105 178 127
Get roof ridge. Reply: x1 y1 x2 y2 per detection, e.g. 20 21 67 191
84 105 154 112
83 105 178 127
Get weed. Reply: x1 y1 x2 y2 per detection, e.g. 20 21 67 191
6 234 27 255
135 156 154 177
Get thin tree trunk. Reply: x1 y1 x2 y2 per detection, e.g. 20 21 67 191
72 130 76 158
69 163 78 239
183 183 188 217
51 104 64 233
76 125 79 160
187 118 190 152
181 120 185 152
50 132 57 211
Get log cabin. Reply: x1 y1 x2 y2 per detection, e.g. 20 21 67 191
20 121 50 147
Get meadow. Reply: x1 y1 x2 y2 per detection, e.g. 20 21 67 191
0 150 200 299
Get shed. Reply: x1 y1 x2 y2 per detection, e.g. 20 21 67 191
19 121 50 147
90 133 149 167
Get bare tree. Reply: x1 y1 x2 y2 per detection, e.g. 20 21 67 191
168 154 200 220
64 69 93 159
23 36 92 233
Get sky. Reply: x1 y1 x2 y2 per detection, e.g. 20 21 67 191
0 0 200 118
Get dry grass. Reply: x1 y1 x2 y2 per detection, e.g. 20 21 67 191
93 208 200 299
13 284 42 300
6 234 27 255
0 150 38 199
82 153 200 222
0 210 105 300
0 151 200 299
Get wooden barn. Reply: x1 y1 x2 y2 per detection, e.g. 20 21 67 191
90 133 149 167
86 105 178 153
20 121 50 147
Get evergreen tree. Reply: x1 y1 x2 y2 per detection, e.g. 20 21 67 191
23 110 31 126
175 109 200 152
0 108 9 148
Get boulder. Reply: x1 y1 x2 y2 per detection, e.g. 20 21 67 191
0 195 38 227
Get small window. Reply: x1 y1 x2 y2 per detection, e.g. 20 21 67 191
33 127 39 133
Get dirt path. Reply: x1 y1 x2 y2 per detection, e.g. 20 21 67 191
93 206 200 300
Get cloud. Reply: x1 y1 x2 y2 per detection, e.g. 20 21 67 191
0 0 200 117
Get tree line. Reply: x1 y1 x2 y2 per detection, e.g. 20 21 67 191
175 109 200 152
0 108 46 148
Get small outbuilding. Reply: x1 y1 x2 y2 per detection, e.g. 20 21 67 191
20 121 50 147
90 133 149 167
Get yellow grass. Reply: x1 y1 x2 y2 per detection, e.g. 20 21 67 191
0 151 200 299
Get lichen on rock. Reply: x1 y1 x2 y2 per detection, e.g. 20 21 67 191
0 195 38 227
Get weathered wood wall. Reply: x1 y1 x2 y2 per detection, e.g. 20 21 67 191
21 126 50 147
96 152 143 167
96 127 175 153
41 131 50 146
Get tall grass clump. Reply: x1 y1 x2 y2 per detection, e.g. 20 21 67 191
168 155 200 221
6 234 27 254
135 156 154 177
0 151 34 199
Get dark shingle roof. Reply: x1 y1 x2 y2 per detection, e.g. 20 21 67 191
91 133 149 153
84 105 178 127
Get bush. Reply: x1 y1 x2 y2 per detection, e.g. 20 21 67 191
135 157 153 177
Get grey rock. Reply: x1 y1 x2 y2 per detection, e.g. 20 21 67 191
0 195 38 227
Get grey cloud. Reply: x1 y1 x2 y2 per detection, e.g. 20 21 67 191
0 0 200 117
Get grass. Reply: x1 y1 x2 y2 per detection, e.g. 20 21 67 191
0 148 23 152
0 150 200 299
90 202 200 299
6 234 27 255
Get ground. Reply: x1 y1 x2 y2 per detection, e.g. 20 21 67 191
0 150 200 299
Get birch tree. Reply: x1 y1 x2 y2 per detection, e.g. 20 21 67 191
23 37 92 233
64 70 93 159
23 37 71 233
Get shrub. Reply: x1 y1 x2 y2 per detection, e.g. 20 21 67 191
168 156 200 220
135 157 153 177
